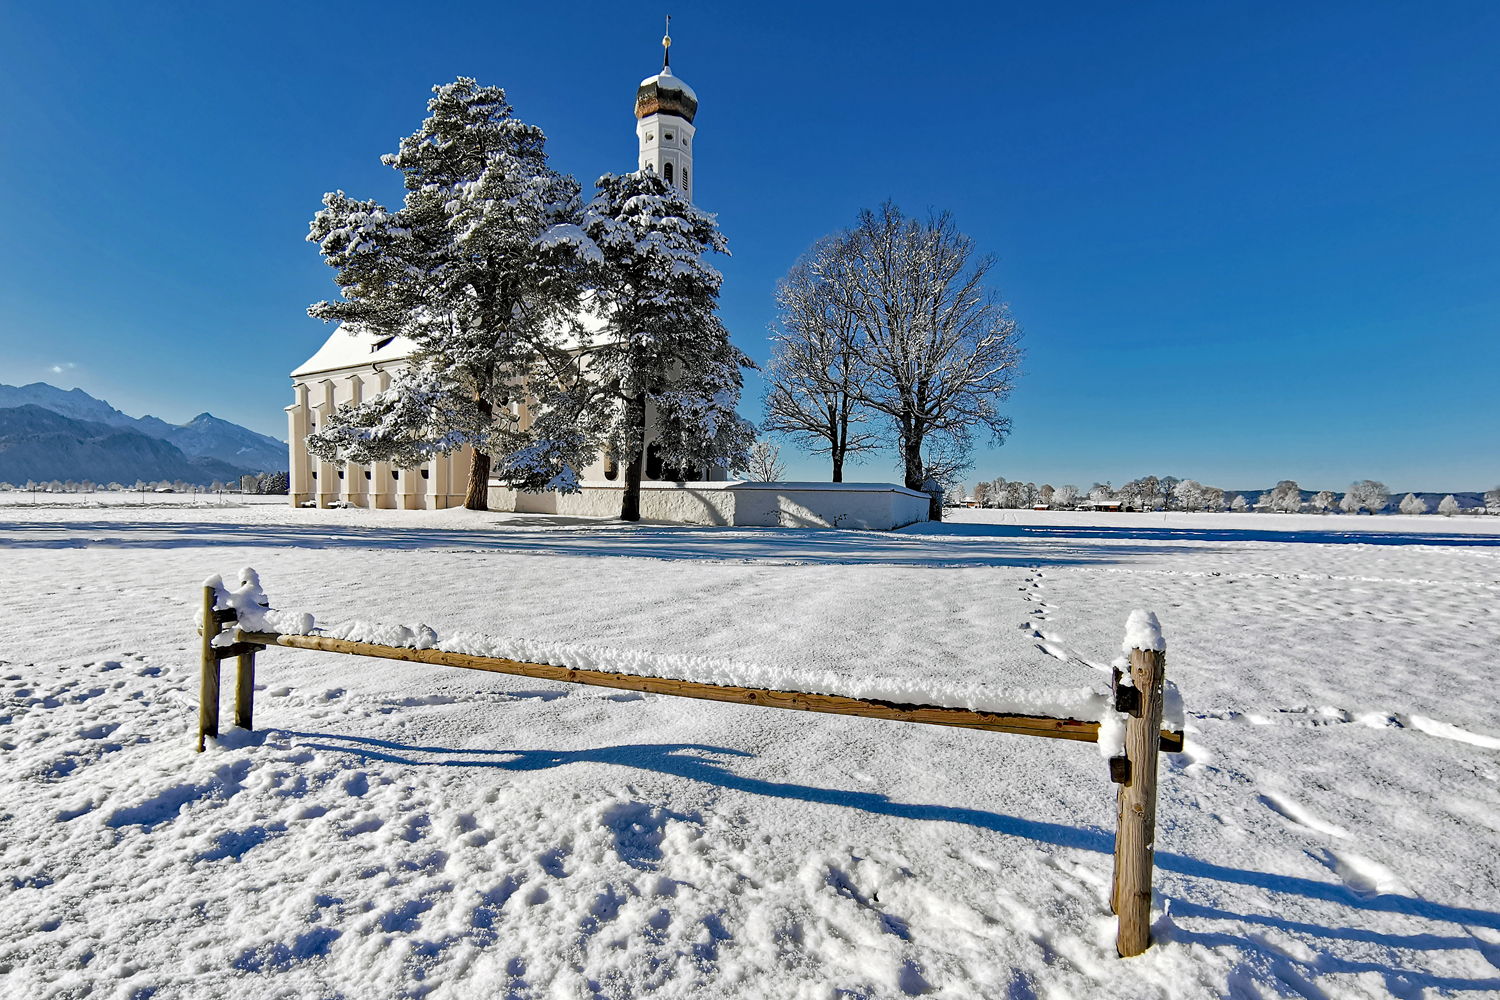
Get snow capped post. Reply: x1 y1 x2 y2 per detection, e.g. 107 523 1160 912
1112 610 1166 957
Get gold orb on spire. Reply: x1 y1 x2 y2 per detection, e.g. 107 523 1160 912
662 15 672 70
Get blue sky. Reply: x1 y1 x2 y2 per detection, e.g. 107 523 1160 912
1 1 1495 491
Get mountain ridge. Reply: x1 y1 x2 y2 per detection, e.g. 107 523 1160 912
0 383 287 473
0 405 259 485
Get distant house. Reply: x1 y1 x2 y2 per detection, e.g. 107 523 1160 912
1078 498 1125 512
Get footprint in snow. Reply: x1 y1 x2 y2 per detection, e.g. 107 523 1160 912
1314 847 1406 897
1257 792 1348 838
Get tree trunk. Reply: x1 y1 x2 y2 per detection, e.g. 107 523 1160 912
464 449 491 511
829 402 844 483
620 394 647 522
903 433 924 492
464 394 494 511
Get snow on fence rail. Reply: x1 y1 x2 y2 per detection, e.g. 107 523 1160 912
194 569 1183 957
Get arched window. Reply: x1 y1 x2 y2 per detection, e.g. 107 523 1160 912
663 162 674 185
646 443 664 480
682 168 688 194
604 455 618 481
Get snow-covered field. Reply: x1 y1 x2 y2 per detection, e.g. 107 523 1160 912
2 502 1498 999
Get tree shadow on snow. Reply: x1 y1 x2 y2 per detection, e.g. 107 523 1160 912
0 518 1218 567
288 732 1500 943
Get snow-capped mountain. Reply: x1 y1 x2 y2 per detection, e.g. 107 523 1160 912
0 383 287 473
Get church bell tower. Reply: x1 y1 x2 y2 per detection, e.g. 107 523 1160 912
635 18 697 201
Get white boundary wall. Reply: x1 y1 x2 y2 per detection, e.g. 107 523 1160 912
489 481 930 531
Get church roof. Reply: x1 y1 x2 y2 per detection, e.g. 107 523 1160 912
635 66 697 123
291 300 615 381
292 325 417 378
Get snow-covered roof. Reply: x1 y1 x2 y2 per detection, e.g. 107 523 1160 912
638 67 696 102
292 302 617 380
292 326 418 379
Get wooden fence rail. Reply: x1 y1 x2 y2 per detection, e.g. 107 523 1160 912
196 584 1179 957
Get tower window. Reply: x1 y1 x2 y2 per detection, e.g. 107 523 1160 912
665 132 673 141
647 133 653 141
604 455 618 481
682 168 688 192
663 162 674 184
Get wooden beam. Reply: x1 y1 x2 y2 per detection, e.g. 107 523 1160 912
197 587 220 752
1112 646 1165 957
239 631 1184 749
235 651 256 731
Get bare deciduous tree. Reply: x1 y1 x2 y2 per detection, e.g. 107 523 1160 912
737 440 786 482
845 202 1024 492
762 236 879 482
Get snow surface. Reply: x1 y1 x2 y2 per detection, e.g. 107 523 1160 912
2 503 1499 998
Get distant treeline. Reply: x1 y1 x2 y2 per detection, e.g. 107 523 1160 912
967 477 1500 515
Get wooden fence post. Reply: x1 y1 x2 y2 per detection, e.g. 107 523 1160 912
235 650 256 731
197 585 220 752
1113 644 1165 957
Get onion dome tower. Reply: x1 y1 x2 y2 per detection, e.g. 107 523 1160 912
635 17 697 201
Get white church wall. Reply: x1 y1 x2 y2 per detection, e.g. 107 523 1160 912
485 480 929 530
286 364 469 509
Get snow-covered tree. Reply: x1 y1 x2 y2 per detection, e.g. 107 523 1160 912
762 234 879 481
1038 484 1055 507
1438 494 1459 516
1310 490 1337 513
1053 484 1078 508
988 477 1007 507
842 202 1023 492
1202 486 1227 512
1268 480 1302 513
305 78 588 511
1399 492 1428 515
1173 479 1206 511
1345 480 1389 514
566 168 755 520
1231 493 1249 512
1485 486 1500 513
973 481 992 507
1089 483 1113 502
738 440 786 482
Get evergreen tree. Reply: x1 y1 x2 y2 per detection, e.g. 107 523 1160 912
305 78 588 510
566 169 754 521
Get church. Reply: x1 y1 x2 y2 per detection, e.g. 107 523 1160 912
286 33 930 531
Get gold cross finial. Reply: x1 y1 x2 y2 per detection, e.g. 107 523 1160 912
662 15 672 71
